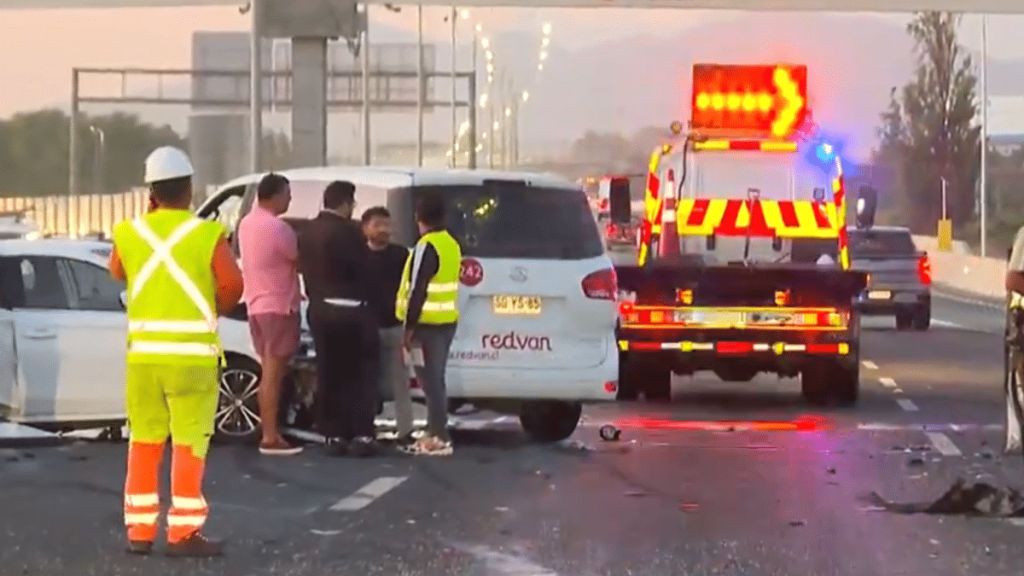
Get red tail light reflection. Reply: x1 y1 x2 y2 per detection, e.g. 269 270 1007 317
612 415 827 432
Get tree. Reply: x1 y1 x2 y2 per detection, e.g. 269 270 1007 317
0 109 184 198
877 12 980 233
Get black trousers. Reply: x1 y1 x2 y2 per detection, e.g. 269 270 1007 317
308 302 381 441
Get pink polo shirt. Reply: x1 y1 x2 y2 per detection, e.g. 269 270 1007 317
238 205 302 315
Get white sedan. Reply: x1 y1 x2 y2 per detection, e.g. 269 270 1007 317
0 239 272 443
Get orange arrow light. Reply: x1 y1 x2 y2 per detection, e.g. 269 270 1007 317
690 64 807 139
771 66 805 138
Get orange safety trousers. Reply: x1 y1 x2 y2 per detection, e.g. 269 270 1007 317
123 363 219 543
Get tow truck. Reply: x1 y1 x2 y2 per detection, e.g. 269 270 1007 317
609 63 873 406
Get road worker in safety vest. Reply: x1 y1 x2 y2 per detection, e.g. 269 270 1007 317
395 193 461 456
108 146 244 557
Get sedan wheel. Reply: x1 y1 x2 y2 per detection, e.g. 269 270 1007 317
215 357 262 443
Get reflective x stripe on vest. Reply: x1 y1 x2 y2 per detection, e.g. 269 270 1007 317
395 231 460 324
121 215 221 362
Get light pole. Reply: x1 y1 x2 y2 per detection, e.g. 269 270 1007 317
247 0 263 173
89 126 105 195
980 14 989 258
88 125 104 237
449 4 457 167
416 3 424 167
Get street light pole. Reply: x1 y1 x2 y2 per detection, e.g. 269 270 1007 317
249 0 263 173
361 5 372 166
449 4 457 167
416 3 424 167
980 14 989 258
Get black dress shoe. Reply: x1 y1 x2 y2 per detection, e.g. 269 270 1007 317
126 540 153 555
348 436 378 458
325 437 349 457
165 532 225 557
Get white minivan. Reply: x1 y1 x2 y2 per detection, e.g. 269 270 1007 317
197 167 619 442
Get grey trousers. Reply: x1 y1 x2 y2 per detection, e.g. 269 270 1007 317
412 323 457 441
379 326 414 437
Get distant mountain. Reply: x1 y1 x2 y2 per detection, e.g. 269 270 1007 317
64 12 1024 162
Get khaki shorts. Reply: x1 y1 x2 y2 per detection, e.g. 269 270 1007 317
248 312 301 359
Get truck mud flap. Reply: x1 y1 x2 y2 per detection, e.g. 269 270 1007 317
0 419 68 448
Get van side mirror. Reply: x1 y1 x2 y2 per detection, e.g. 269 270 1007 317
1009 247 1014 262
119 290 127 309
855 185 878 230
706 234 717 251
608 178 632 225
772 236 783 252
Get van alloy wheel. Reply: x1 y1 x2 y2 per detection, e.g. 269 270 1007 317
215 366 262 441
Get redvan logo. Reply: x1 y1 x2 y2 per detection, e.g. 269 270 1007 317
481 332 552 351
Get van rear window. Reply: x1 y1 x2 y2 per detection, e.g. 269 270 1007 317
404 183 604 260
849 229 916 256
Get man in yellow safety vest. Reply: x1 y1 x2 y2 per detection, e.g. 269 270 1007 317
395 193 461 456
109 146 244 557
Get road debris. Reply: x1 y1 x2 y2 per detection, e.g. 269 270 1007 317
599 424 622 441
865 478 1024 517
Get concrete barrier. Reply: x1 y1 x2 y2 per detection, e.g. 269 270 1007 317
912 235 1006 301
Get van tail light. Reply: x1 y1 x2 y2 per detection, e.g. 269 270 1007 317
582 268 618 300
606 223 618 237
918 253 931 285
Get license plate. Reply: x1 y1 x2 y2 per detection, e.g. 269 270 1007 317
493 295 542 315
675 310 744 325
868 290 891 300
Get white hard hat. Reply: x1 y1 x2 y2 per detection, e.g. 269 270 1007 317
144 146 194 184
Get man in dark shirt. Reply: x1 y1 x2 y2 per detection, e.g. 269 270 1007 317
361 206 415 446
297 180 381 457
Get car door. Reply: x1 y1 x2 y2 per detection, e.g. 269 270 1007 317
61 257 128 419
8 256 72 421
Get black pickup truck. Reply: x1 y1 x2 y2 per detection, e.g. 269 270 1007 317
849 226 931 330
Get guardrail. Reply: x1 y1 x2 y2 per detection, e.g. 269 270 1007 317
0 189 148 238
912 235 1007 302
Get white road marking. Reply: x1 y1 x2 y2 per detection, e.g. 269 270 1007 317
329 476 408 512
857 422 1001 432
862 360 879 370
896 398 919 412
893 388 905 394
925 432 962 456
933 319 965 329
1007 518 1024 527
879 377 898 388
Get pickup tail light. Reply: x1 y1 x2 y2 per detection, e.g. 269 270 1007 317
582 268 618 300
918 253 931 285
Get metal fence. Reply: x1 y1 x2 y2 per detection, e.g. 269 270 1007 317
0 189 149 239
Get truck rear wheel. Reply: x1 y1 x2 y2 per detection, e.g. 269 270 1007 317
895 310 913 331
801 359 859 407
617 353 640 401
642 364 672 401
912 306 930 331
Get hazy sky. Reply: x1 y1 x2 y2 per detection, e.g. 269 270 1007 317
1 6 1023 117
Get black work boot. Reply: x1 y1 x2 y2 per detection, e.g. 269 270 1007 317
165 532 225 557
126 540 154 555
325 437 348 457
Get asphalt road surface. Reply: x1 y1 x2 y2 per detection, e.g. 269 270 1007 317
1 294 1020 576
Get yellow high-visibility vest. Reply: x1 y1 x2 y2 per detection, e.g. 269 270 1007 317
112 209 226 366
395 230 461 324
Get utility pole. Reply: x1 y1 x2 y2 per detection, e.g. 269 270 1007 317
449 3 457 167
980 14 989 258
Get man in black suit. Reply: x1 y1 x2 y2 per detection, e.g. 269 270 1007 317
297 180 381 457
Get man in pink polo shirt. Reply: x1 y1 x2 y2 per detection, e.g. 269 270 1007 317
238 173 303 455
